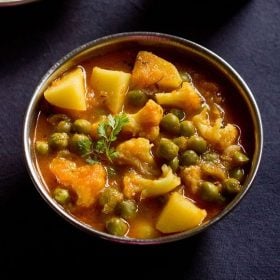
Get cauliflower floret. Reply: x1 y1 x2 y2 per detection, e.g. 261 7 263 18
155 82 203 113
221 144 245 169
192 108 238 151
200 162 227 181
49 158 106 207
181 166 202 194
123 99 163 140
123 165 181 199
116 138 157 175
181 162 226 194
123 173 142 199
221 144 241 162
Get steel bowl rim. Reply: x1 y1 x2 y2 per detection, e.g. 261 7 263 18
23 31 263 245
0 0 39 7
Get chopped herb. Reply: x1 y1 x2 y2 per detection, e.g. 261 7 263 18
77 138 92 156
85 156 99 165
94 113 128 162
107 166 117 177
70 134 92 156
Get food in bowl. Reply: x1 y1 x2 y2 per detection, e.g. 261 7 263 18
32 47 252 239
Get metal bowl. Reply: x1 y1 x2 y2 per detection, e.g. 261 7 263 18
0 0 39 7
23 32 263 245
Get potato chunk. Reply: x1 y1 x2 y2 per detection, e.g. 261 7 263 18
44 68 87 111
116 137 157 175
131 51 182 90
156 82 203 113
156 192 207 233
49 158 106 207
123 99 163 140
91 67 131 114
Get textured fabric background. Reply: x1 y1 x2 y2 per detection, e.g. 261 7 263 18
0 0 279 279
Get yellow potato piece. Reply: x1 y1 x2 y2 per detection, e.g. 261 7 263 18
44 68 87 111
131 51 182 90
91 67 131 114
156 192 207 233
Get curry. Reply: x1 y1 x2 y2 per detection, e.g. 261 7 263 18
33 49 251 238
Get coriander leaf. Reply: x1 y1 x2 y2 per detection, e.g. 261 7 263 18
95 139 106 153
76 137 92 156
108 149 118 160
97 122 107 138
107 166 117 177
113 114 129 136
94 113 128 162
85 156 99 165
108 114 115 128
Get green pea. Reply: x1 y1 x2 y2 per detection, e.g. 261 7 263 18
56 120 72 133
232 151 249 166
173 136 188 151
169 156 179 172
187 135 207 154
35 141 49 155
99 187 123 214
160 113 180 135
47 114 70 126
116 200 137 220
53 187 71 204
106 217 128 236
180 120 195 137
180 150 199 166
48 132 69 150
126 90 148 107
200 181 224 203
229 168 245 181
202 151 219 162
169 109 185 121
157 138 179 161
70 134 92 156
72 119 92 134
57 149 71 159
222 178 241 197
180 72 192 83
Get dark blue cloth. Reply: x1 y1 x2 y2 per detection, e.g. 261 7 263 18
0 0 279 279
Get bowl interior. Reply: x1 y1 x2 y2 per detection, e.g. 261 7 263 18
24 33 263 244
